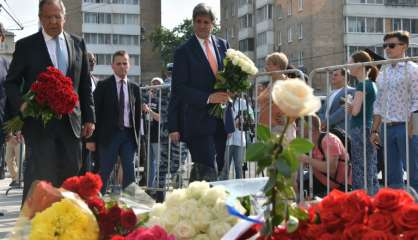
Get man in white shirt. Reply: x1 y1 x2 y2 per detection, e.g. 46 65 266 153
371 31 418 192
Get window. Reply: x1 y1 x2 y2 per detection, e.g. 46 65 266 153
412 19 418 34
257 32 267 46
130 55 140 65
288 26 292 42
256 4 273 23
277 4 283 19
239 38 255 52
298 23 303 39
239 14 253 28
98 13 111 24
112 13 125 24
366 17 384 33
403 19 411 32
298 51 304 66
347 16 366 32
288 0 292 16
84 13 97 23
84 33 97 44
126 14 139 25
298 0 303 10
96 54 112 65
393 18 402 30
98 34 111 44
278 31 282 46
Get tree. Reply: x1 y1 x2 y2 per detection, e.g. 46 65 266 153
149 19 220 68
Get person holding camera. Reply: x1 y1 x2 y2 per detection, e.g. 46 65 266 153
220 95 254 180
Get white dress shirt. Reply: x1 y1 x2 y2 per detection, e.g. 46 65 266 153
195 34 217 63
114 75 131 127
373 61 418 122
42 29 69 72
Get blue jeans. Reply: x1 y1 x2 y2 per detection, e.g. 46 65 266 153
99 128 136 194
220 145 244 180
381 124 418 192
147 143 158 188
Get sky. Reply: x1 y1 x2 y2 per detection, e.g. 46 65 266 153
0 0 220 41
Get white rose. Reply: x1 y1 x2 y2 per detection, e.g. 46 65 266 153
232 56 240 66
193 234 211 240
272 78 321 118
173 220 197 239
186 181 210 199
201 186 227 207
162 208 181 227
251 65 259 75
212 199 229 219
207 221 232 240
226 49 236 58
165 189 186 208
178 199 199 218
149 203 166 218
146 216 161 227
191 206 213 232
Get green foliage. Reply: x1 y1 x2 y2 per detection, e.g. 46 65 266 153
148 18 220 67
245 123 314 236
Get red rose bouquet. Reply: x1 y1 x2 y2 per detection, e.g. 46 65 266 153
256 188 418 239
4 66 79 132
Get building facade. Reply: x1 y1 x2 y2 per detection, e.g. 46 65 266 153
220 0 418 93
0 30 15 61
63 0 160 84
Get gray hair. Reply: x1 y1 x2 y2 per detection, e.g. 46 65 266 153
39 0 66 16
192 3 215 23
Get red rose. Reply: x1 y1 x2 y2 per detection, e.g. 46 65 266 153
111 235 126 240
86 196 105 214
373 188 406 212
61 176 80 193
361 230 393 240
319 232 340 240
401 230 418 240
78 172 102 199
343 224 370 239
99 218 116 237
340 190 371 226
108 205 122 224
121 208 137 230
367 212 394 232
126 226 174 240
304 224 326 238
393 204 418 231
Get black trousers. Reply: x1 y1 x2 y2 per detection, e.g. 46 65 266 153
186 120 227 182
22 117 81 204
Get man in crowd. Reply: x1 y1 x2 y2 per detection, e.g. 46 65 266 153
370 30 418 192
5 0 95 202
171 3 233 181
318 69 355 133
87 50 141 193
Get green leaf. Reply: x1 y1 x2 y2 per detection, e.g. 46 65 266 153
246 142 274 162
289 207 309 221
289 138 314 154
262 176 275 193
256 124 271 142
275 159 292 177
281 148 300 172
287 215 299 233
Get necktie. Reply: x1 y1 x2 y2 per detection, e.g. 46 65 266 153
204 39 218 75
54 37 68 74
118 80 125 129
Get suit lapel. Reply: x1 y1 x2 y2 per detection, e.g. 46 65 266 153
64 32 75 77
37 31 54 67
109 76 119 113
190 35 217 79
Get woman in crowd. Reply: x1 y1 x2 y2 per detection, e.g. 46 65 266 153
257 52 296 140
346 51 379 195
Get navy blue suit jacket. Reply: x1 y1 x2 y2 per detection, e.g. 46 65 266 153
170 35 230 139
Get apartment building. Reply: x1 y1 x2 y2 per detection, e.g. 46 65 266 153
0 30 15 61
221 0 418 92
63 0 160 84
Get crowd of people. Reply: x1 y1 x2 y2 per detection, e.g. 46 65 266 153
0 0 416 209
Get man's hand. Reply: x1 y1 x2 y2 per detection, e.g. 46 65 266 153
208 92 230 104
143 103 150 113
169 132 180 143
20 102 28 113
86 142 96 152
345 102 353 114
370 132 381 148
82 122 95 138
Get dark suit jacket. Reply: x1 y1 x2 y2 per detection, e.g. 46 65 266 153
171 35 229 139
92 76 142 147
4 31 95 138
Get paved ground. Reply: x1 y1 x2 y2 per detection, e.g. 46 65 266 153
0 178 22 239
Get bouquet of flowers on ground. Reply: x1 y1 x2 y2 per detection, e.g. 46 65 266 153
147 181 246 240
259 188 418 239
209 49 258 119
4 66 79 132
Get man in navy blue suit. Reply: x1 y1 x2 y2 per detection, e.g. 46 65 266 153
170 3 232 182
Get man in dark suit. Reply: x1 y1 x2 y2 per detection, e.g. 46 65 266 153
4 0 95 202
171 3 232 182
86 50 141 193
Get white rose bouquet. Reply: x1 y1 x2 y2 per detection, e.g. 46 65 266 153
147 181 246 240
209 49 258 119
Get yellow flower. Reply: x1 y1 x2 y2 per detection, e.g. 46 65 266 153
272 78 321 118
29 198 99 240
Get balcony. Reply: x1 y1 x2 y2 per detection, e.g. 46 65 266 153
238 4 253 17
255 0 274 9
238 28 255 40
384 0 418 6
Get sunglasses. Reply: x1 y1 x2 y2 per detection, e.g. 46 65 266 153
383 43 404 49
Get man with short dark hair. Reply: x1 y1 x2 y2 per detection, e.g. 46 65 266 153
5 0 95 202
370 30 418 191
171 3 233 181
87 50 142 193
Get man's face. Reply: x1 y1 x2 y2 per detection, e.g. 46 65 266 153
112 54 130 79
331 70 345 88
193 15 213 39
39 2 65 37
384 37 407 59
88 55 96 72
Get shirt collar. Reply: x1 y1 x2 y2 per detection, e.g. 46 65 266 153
114 74 128 84
42 28 65 41
195 34 213 46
